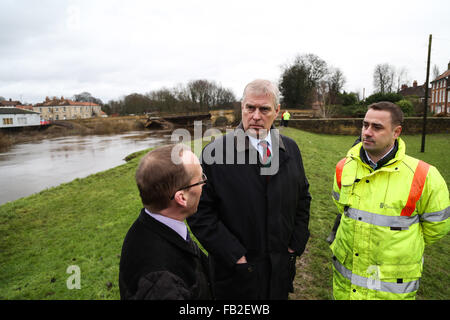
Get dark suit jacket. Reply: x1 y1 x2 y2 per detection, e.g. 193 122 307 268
119 209 212 300
187 125 311 299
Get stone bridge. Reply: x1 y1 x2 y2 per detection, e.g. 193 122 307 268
209 109 236 126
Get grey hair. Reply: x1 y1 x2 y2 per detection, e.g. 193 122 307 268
242 79 280 107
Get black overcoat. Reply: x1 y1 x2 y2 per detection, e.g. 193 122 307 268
119 209 211 300
187 125 311 299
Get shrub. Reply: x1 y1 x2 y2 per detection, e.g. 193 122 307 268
395 99 415 116
365 92 403 104
338 92 358 106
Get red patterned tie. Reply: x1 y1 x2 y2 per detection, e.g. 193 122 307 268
258 140 271 165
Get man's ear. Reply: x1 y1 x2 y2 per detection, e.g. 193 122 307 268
173 190 187 208
393 125 402 139
275 104 280 115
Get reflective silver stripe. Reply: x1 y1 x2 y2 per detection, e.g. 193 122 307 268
346 208 419 230
421 206 450 222
332 191 340 201
332 258 420 294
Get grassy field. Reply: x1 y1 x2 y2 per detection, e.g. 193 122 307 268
0 128 448 300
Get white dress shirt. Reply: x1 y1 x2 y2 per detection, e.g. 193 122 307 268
247 131 272 158
144 208 188 241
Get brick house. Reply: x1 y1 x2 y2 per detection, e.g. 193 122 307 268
33 96 102 121
398 80 430 115
430 62 450 114
399 80 428 100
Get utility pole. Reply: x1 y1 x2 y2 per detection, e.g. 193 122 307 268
421 34 432 153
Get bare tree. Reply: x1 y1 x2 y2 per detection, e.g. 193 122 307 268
315 80 336 118
373 63 396 94
279 53 329 109
432 64 441 80
396 67 409 92
327 67 346 104
73 92 103 105
294 53 328 85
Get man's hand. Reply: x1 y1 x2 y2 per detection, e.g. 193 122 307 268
236 256 247 264
288 248 295 254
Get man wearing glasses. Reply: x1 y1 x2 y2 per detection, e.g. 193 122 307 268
188 79 311 299
119 144 211 300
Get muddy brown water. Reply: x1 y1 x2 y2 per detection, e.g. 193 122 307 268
0 131 172 205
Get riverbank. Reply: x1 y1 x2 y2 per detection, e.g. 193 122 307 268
0 129 448 299
0 116 148 150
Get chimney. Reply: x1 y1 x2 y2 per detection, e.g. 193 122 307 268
413 80 417 88
45 96 49 102
448 61 450 70
401 84 408 90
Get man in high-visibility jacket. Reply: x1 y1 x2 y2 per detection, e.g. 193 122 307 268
282 110 291 127
330 101 449 300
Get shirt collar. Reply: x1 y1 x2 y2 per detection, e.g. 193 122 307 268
363 140 398 170
144 208 188 241
247 131 272 153
234 122 285 152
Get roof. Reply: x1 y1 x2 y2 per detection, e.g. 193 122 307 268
35 98 100 107
431 69 450 83
0 107 40 115
399 84 428 97
0 100 22 106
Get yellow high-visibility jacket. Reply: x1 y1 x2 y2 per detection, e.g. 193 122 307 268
282 112 291 120
331 138 449 300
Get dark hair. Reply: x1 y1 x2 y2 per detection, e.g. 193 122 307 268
367 101 404 126
135 144 193 211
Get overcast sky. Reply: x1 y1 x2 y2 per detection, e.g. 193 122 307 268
1 0 449 104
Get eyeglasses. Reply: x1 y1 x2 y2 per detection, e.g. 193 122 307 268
170 173 207 200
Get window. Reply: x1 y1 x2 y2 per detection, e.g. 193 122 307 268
2 118 13 125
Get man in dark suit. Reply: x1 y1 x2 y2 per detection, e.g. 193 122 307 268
119 144 212 300
187 79 311 299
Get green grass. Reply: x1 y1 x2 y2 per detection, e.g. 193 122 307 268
0 128 448 300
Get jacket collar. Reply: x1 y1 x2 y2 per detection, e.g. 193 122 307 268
347 137 406 168
138 209 199 256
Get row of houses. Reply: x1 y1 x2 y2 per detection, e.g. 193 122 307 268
0 96 104 128
398 62 449 115
1 63 449 128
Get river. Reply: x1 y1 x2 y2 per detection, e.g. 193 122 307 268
0 131 172 205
